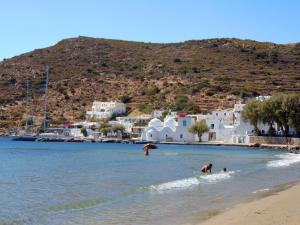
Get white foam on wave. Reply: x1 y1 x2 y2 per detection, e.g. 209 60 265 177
149 171 236 192
149 177 200 191
199 171 235 183
252 188 270 194
267 153 300 168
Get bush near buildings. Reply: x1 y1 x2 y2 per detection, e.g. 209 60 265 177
171 95 199 114
99 123 125 137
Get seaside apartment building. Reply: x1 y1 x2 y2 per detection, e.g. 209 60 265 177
86 101 126 119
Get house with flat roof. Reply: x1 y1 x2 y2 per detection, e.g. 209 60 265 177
86 101 126 119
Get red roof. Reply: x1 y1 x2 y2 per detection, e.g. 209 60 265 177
178 112 186 117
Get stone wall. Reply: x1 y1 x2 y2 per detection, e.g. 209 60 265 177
249 136 300 145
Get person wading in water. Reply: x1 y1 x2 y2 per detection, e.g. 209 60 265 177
143 145 149 156
201 163 213 173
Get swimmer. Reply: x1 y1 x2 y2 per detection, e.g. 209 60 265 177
143 145 149 156
201 163 213 173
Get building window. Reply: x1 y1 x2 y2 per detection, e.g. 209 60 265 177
216 113 218 116
150 134 152 137
180 134 183 139
183 120 187 126
210 124 214 129
224 113 226 116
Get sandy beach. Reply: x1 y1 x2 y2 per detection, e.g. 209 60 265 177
197 183 300 225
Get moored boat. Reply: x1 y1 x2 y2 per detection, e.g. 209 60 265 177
13 131 37 141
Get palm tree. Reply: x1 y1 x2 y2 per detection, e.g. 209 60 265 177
188 120 209 142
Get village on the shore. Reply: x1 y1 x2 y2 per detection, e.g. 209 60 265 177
18 94 299 151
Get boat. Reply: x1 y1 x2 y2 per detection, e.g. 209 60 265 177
13 131 37 141
35 132 74 141
13 66 72 142
135 140 152 144
13 79 38 141
102 138 116 143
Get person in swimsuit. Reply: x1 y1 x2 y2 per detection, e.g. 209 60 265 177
201 163 213 173
143 145 149 156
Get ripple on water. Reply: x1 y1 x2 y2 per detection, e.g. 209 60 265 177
46 197 112 212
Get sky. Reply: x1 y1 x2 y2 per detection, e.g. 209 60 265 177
1 0 300 59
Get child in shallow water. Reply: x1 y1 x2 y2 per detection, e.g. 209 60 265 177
221 168 227 172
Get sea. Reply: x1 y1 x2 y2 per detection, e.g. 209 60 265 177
1 137 300 225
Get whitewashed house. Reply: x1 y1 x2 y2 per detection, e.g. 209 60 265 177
68 121 100 138
86 101 126 119
152 110 164 118
256 95 271 101
116 115 152 133
141 114 196 142
194 103 269 143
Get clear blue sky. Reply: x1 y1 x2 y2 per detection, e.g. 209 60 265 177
1 0 300 59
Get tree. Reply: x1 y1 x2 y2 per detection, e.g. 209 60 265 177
261 99 277 136
171 95 199 114
112 124 125 135
188 120 209 142
287 94 300 136
242 94 300 137
99 123 111 136
120 95 132 103
241 99 262 135
80 127 88 137
272 94 291 137
145 85 160 96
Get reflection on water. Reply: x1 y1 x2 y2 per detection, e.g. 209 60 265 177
0 137 300 225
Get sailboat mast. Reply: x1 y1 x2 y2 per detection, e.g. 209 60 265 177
43 66 49 131
25 79 29 130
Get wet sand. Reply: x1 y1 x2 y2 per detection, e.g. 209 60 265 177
197 182 300 225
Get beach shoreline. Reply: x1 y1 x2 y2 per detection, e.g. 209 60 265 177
191 181 300 225
3 135 300 153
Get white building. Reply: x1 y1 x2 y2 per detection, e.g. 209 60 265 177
86 101 126 119
152 110 164 118
141 114 196 142
68 121 100 138
116 115 152 133
193 103 269 143
256 95 271 102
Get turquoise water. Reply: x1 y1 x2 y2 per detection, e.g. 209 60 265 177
1 137 300 225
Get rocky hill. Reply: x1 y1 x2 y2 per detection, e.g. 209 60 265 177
0 36 300 132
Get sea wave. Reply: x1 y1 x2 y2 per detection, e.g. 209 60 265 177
149 171 236 192
252 188 270 194
199 171 235 183
267 153 300 168
149 177 200 191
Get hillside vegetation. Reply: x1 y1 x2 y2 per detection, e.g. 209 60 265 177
0 36 300 132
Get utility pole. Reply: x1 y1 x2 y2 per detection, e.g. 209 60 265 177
43 66 49 131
